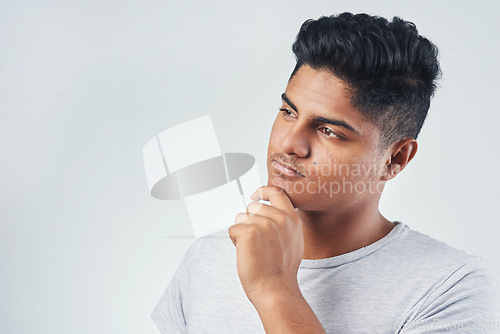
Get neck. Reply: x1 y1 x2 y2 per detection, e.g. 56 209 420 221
297 199 394 259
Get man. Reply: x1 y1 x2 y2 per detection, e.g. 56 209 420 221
152 13 500 333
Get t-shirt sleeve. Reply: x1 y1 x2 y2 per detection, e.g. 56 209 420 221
399 259 500 333
151 240 201 334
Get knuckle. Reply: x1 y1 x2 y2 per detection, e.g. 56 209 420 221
246 201 258 213
247 202 263 213
271 185 283 193
275 214 287 226
246 225 261 239
259 218 273 232
235 213 248 224
264 217 280 235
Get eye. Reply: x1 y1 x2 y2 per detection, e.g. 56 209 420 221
319 126 344 140
280 108 296 119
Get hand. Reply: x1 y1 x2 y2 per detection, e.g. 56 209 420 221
228 186 304 306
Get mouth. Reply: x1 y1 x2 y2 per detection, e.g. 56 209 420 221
272 159 305 177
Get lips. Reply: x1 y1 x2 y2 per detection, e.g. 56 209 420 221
272 159 304 177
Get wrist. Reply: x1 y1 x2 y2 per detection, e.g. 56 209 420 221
250 279 302 311
250 280 326 334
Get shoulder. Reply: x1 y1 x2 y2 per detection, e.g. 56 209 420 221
392 225 482 271
382 224 500 301
179 229 235 269
397 226 500 315
388 226 500 330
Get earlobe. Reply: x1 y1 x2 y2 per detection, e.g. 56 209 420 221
380 138 418 181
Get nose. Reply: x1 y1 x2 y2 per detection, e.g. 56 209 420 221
280 121 310 158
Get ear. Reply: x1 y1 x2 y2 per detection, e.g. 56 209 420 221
380 138 418 181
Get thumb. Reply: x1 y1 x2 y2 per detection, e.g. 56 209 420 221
228 223 241 247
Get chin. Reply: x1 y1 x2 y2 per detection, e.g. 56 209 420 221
266 176 314 209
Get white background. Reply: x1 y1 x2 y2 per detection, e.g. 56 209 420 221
1 1 499 333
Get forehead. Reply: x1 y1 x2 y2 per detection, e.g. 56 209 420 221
284 65 379 139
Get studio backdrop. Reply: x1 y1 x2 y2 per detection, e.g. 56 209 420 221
1 1 499 333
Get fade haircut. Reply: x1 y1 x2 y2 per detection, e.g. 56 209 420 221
291 13 441 149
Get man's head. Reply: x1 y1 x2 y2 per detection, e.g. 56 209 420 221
291 12 441 150
267 13 440 212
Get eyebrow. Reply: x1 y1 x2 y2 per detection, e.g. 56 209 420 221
281 93 359 134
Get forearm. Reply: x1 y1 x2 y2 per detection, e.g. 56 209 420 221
252 283 326 334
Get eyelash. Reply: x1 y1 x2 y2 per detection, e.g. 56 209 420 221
279 108 345 141
280 108 295 118
319 127 343 140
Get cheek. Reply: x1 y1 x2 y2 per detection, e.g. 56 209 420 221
307 152 379 192
268 118 285 147
308 151 343 179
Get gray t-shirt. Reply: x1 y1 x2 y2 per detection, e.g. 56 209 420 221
152 222 500 333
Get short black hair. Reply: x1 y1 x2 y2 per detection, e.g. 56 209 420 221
291 12 441 149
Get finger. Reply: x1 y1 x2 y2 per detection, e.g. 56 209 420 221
246 201 284 222
228 223 242 247
235 212 252 224
250 186 295 212
228 215 266 247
